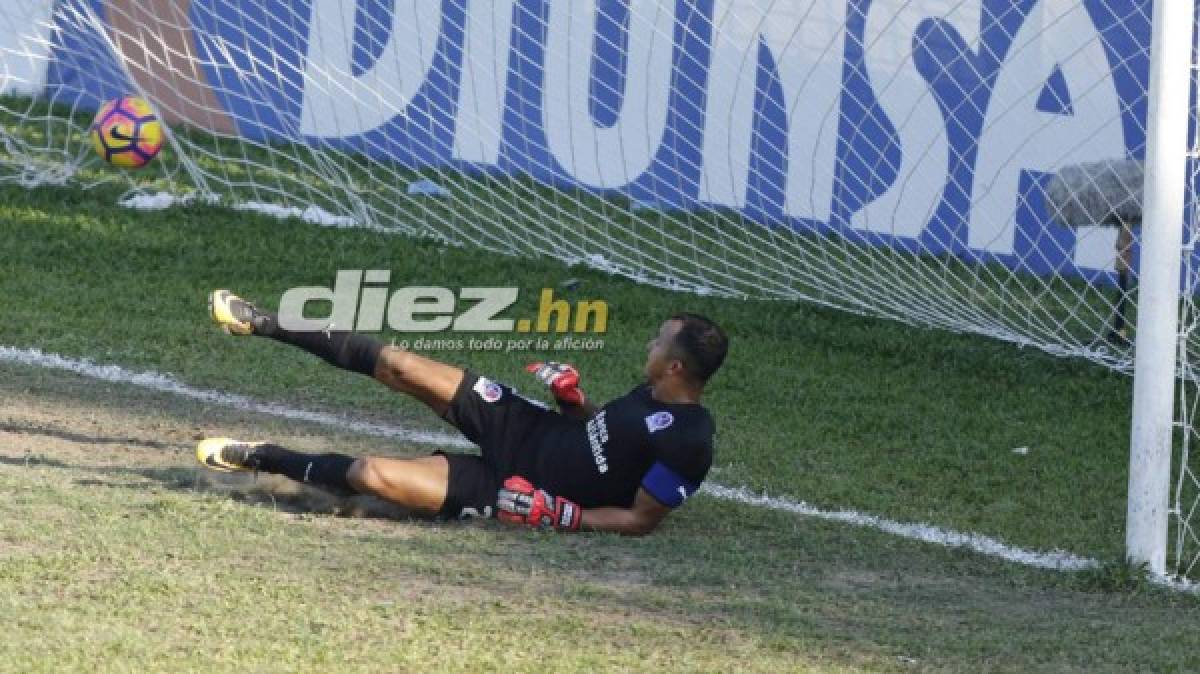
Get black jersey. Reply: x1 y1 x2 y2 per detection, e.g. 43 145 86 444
526 385 716 509
441 374 716 516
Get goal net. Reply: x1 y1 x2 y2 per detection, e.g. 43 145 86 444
1172 152 1200 580
1 0 1196 577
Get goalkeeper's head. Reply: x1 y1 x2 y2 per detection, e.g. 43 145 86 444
644 313 728 393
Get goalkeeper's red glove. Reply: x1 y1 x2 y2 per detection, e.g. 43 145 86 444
526 361 586 406
496 476 582 531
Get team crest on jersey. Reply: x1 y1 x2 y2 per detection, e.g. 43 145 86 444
645 411 674 433
473 377 504 403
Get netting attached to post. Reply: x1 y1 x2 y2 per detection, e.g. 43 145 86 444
1172 146 1200 579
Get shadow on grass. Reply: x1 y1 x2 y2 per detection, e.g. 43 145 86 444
0 438 425 523
0 420 186 451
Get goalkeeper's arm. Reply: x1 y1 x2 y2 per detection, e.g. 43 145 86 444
579 488 671 536
560 398 599 420
497 480 670 536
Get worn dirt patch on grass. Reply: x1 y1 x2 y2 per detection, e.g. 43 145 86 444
0 360 465 518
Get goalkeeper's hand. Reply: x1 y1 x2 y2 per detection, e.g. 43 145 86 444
526 361 586 407
496 476 582 531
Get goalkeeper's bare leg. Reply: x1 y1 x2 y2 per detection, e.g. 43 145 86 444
204 289 463 514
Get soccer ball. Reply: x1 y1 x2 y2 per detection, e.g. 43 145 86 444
89 96 163 169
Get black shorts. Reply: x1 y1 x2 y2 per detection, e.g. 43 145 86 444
436 372 554 519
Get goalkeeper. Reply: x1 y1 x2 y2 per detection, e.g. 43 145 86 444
198 290 726 535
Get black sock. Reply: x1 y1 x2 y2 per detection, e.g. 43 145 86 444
249 443 357 496
252 312 383 378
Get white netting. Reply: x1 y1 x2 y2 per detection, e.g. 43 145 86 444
1175 349 1199 578
1173 143 1200 579
1 1 1196 570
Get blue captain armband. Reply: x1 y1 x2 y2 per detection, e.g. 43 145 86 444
642 462 700 508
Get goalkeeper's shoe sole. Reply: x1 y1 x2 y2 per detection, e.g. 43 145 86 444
208 289 259 336
196 437 263 473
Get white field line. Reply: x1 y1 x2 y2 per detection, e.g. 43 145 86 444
700 484 1096 571
0 345 472 448
119 192 359 229
4 344 1198 591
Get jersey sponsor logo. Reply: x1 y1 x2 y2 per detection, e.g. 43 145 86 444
473 376 504 403
645 411 674 433
586 410 610 474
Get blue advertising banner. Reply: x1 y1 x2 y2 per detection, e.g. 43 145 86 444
39 1 1162 282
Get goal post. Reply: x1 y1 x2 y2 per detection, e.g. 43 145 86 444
1125 0 1193 576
